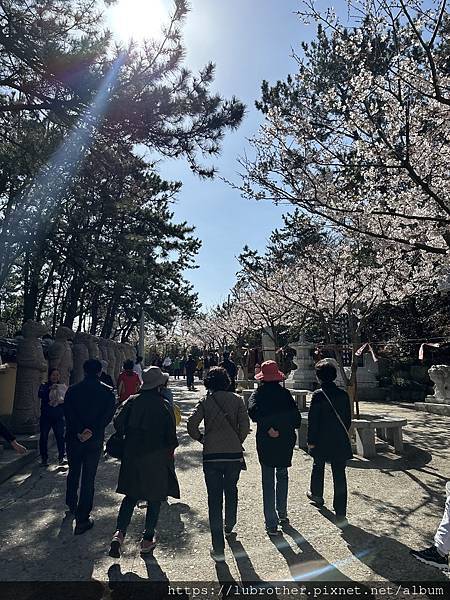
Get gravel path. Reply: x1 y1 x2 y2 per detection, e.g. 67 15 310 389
0 379 449 588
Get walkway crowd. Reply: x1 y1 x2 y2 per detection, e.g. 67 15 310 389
0 353 448 574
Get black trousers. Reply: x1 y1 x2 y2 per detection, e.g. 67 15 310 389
310 459 347 517
186 371 195 388
39 414 65 460
66 438 103 523
203 461 242 553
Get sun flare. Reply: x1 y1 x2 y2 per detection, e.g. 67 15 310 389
109 0 169 43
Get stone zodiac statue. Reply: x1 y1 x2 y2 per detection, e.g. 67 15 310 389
71 332 90 385
11 320 48 433
48 326 74 386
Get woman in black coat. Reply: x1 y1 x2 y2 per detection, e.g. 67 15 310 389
109 366 179 558
307 359 352 527
248 360 301 536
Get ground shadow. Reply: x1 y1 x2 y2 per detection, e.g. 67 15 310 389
340 524 449 582
274 523 353 582
107 563 184 600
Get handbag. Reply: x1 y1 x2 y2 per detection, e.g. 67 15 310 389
105 432 125 459
105 400 132 460
207 392 247 470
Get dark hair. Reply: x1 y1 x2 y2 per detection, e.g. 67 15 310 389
223 351 230 358
48 368 60 380
315 359 337 383
123 359 134 371
204 366 231 392
84 359 102 377
136 356 143 363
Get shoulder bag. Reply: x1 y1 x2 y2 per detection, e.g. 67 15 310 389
105 400 132 460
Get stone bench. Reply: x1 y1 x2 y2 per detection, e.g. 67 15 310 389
236 379 256 390
297 413 407 459
240 387 309 411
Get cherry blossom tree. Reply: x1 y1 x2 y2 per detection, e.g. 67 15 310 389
238 220 440 415
238 0 450 257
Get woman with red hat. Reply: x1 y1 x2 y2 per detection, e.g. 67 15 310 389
248 360 301 536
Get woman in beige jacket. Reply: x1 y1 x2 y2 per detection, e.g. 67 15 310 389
187 366 250 563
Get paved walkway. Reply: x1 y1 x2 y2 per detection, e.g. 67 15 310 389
0 380 449 586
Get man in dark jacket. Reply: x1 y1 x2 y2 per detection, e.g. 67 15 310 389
248 360 301 536
307 359 352 527
64 358 116 534
185 355 197 391
219 352 238 392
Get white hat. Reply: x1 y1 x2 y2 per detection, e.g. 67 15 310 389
141 366 169 391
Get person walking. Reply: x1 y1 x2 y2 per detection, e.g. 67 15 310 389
185 354 197 391
109 366 180 558
306 359 352 528
173 356 181 379
38 368 67 466
196 356 204 380
187 366 250 563
162 355 172 375
117 359 141 404
248 360 301 536
410 481 450 570
64 359 116 535
133 356 144 384
219 352 238 392
100 360 115 390
0 420 27 454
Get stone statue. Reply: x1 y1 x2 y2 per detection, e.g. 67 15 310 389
85 335 100 360
428 365 450 404
11 320 48 433
114 344 125 381
98 338 109 363
124 343 135 361
71 332 90 384
48 326 74 386
106 339 117 380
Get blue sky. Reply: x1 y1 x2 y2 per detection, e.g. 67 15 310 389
109 0 314 307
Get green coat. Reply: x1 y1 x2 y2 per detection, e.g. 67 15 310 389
114 389 180 501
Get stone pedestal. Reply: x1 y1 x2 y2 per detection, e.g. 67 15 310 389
261 327 276 362
286 335 316 391
416 365 450 416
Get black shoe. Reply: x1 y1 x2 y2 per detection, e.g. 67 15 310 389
224 526 234 538
279 515 289 525
74 517 94 535
266 527 280 537
410 546 449 570
210 548 225 563
335 515 349 529
306 491 324 507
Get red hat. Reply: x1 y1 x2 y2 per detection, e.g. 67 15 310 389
255 360 286 382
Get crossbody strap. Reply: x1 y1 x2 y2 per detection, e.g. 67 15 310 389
320 389 352 442
206 392 243 449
